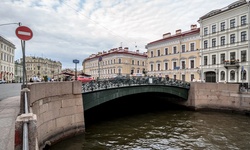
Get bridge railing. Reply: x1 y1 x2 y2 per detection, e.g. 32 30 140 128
82 77 190 92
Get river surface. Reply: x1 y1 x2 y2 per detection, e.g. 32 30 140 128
51 94 250 150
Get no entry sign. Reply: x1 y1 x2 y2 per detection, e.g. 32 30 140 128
15 26 33 41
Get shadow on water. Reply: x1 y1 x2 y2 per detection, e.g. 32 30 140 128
84 92 189 128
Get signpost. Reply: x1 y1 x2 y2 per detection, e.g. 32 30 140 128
15 25 33 88
73 59 79 81
15 26 33 41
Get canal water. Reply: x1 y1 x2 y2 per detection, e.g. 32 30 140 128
51 93 250 150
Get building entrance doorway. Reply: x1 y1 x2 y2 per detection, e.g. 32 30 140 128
205 71 216 83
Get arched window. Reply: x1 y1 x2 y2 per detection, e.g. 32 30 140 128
230 70 235 80
241 70 247 80
220 71 225 80
150 64 154 71
158 64 160 71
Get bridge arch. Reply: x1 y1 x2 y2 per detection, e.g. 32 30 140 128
82 85 189 111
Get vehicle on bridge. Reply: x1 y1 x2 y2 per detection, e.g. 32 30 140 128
77 76 95 83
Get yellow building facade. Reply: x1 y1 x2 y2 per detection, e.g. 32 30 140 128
82 47 147 79
145 25 201 82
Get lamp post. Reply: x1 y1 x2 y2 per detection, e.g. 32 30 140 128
98 56 102 80
73 59 79 81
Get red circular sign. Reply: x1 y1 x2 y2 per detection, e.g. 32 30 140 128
15 26 33 41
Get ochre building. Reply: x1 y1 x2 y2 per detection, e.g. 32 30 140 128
82 47 147 79
145 24 201 82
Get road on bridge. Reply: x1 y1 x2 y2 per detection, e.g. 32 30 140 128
0 83 22 101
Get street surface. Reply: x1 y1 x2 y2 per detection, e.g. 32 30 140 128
0 83 22 101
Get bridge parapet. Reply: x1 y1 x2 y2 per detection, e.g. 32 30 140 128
82 77 190 92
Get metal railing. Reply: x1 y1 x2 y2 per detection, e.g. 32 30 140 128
82 77 190 92
23 90 29 150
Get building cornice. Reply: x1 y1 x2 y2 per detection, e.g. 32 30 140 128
146 28 200 49
198 0 246 21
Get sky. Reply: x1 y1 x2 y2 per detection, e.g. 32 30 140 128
0 0 237 70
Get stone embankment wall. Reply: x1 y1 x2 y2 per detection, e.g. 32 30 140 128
27 81 84 149
185 82 250 113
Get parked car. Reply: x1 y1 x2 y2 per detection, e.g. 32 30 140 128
77 76 95 83
0 79 6 84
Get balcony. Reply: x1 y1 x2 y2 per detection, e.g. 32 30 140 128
224 60 240 69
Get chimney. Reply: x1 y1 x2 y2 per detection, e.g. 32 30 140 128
176 29 181 34
191 24 197 30
124 47 129 51
163 32 171 38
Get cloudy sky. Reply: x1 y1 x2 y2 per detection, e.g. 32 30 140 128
0 0 236 70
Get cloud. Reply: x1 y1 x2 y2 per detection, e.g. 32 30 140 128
0 0 236 69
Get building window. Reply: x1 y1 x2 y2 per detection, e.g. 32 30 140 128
241 31 247 42
212 55 216 65
230 34 235 44
241 70 246 80
190 60 194 68
119 58 121 64
204 40 208 49
157 64 160 71
181 61 185 69
174 75 176 80
204 56 208 66
204 27 208 35
181 45 185 52
241 50 246 62
150 64 153 71
230 70 235 80
220 53 225 64
212 25 216 33
190 43 195 51
173 46 177 54
191 74 194 81
137 61 140 65
173 62 177 69
165 48 168 55
165 63 168 70
220 71 225 80
157 50 160 56
151 51 153 57
212 38 216 47
182 74 185 82
241 15 247 26
221 36 225 46
230 19 235 28
230 52 236 61
221 22 225 31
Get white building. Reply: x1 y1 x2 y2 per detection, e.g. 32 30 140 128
198 0 249 87
0 36 16 82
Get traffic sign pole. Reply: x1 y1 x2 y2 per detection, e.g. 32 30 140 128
73 59 79 81
16 25 33 88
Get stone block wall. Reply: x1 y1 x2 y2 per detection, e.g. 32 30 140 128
27 81 84 149
186 82 250 112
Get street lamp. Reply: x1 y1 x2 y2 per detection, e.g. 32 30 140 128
73 59 79 81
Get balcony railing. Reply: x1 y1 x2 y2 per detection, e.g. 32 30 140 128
224 60 240 69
